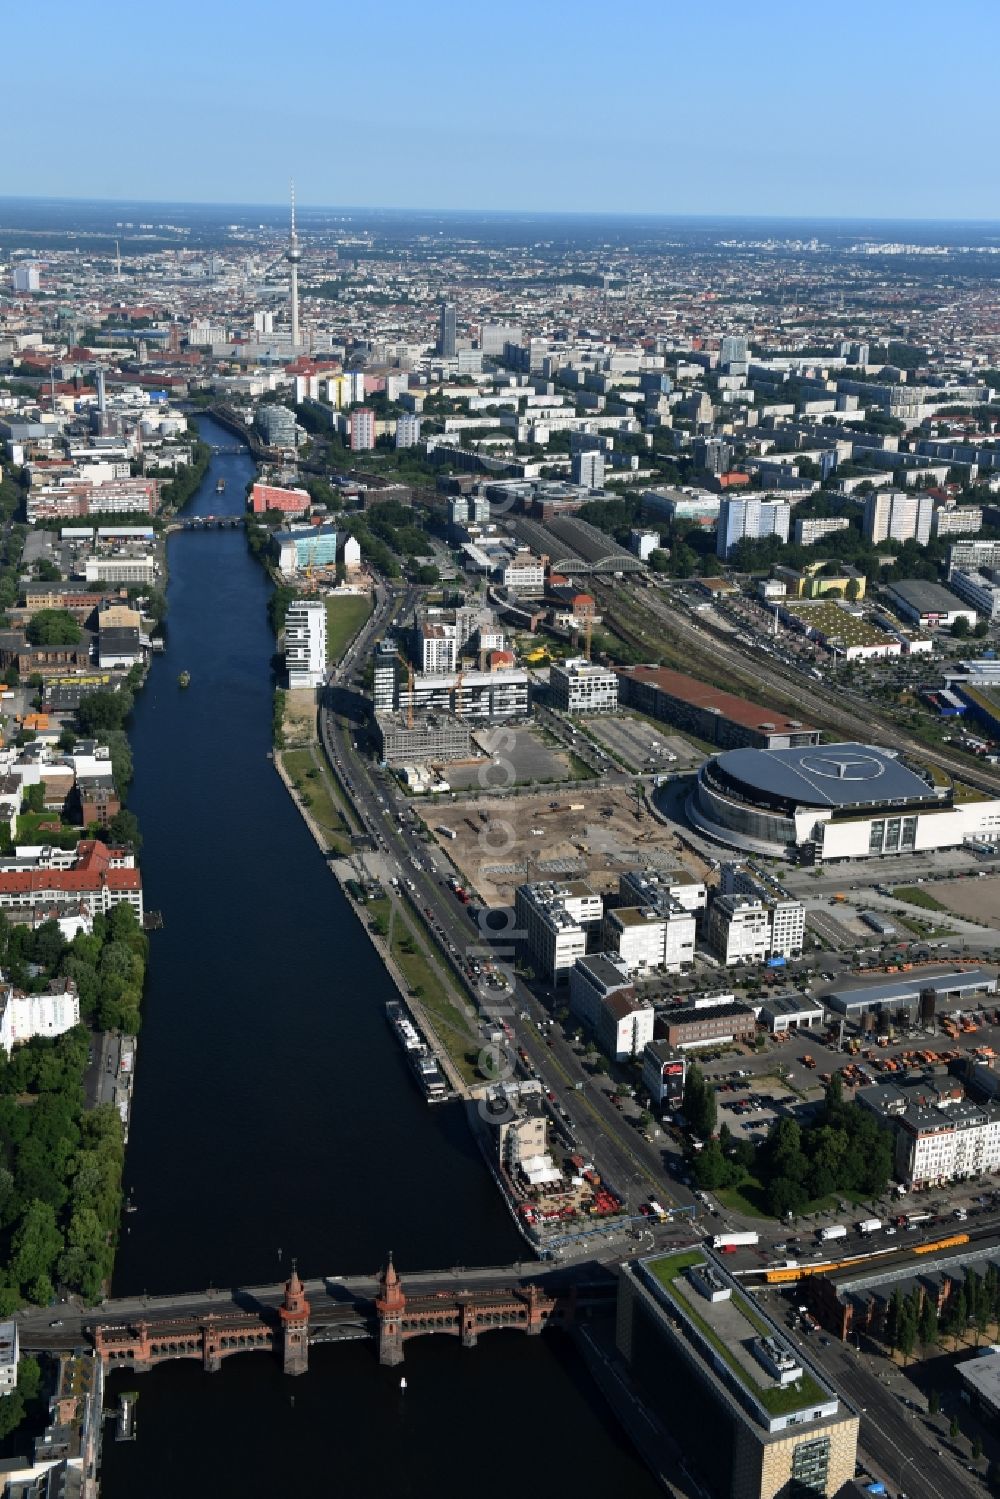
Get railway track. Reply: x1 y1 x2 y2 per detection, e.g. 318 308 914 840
593 579 1000 796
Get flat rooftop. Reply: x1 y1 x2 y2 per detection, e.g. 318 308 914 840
888 580 972 613
825 968 998 1014
617 664 816 736
637 1251 838 1430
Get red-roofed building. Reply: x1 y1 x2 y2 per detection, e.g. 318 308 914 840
249 483 311 516
0 840 142 921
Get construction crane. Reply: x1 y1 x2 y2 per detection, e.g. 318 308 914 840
395 649 415 729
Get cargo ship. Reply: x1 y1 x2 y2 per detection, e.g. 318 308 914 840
386 1000 447 1102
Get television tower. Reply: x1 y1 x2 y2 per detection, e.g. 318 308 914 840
286 181 301 351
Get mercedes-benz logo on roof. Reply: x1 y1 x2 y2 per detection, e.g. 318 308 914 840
799 752 885 782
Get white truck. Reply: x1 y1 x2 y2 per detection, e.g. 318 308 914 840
819 1224 848 1242
857 1218 882 1235
712 1231 759 1251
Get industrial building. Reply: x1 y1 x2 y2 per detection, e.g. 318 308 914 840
617 1254 859 1499
823 968 997 1018
662 996 757 1050
617 666 819 752
689 742 1000 860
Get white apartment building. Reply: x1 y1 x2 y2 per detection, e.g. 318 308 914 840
717 497 791 560
933 505 983 538
949 569 1000 622
793 516 851 547
707 894 772 966
350 407 376 452
863 490 933 547
719 862 805 958
419 623 458 674
894 1099 1000 1188
548 657 618 713
571 449 605 488
515 880 603 984
285 599 327 689
0 1319 18 1394
0 981 80 1055
395 414 422 449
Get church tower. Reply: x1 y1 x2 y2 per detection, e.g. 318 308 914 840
279 1262 310 1375
375 1253 406 1366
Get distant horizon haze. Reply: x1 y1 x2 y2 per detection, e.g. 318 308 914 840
8 0 998 219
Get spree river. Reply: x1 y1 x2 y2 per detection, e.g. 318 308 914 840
101 419 660 1497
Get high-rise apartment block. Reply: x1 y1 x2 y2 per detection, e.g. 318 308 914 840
351 407 376 452
395 414 421 449
863 490 932 547
571 449 605 488
717 498 791 559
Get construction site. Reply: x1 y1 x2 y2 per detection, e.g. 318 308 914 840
420 784 713 909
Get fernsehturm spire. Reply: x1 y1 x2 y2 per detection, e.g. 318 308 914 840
286 180 301 351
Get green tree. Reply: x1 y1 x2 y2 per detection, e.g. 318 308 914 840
12 1199 63 1295
951 1414 961 1441
25 609 81 646
928 1388 940 1415
107 809 142 852
919 1296 939 1349
951 616 971 639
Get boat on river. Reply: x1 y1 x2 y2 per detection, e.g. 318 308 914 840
216 477 226 493
177 671 191 689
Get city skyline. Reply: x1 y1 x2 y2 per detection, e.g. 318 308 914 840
10 0 998 218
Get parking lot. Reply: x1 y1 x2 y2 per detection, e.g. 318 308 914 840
443 725 578 790
580 714 701 773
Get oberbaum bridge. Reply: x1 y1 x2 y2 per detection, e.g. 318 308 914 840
18 1258 619 1377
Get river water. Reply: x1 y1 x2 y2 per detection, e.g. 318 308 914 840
101 419 660 1497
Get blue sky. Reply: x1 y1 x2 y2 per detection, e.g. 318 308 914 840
14 0 997 217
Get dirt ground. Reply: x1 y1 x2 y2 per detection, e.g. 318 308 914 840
929 878 1000 925
421 785 711 907
282 688 318 748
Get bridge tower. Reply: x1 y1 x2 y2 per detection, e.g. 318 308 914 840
375 1253 406 1367
278 1262 310 1376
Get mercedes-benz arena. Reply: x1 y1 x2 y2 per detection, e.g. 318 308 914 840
687 741 1000 860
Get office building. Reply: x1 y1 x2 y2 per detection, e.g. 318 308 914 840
663 997 757 1050
629 529 662 561
618 868 708 918
949 537 1000 574
83 554 155 586
284 599 327 689
569 953 654 1060
12 264 40 293
375 713 471 767
617 1254 858 1499
719 334 749 369
603 902 696 976
642 487 722 527
717 498 790 560
255 404 299 449
694 437 731 476
515 880 602 985
439 302 457 359
249 482 311 517
0 1318 17 1393
499 551 545 595
351 407 376 452
548 657 618 713
571 449 605 488
719 863 805 959
793 516 851 547
707 895 772 966
480 322 522 356
862 489 933 547
395 413 421 450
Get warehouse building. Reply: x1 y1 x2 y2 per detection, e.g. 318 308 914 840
884 579 978 630
824 968 997 1018
617 665 820 752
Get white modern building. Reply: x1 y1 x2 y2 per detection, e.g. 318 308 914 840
934 505 983 538
716 497 791 560
395 414 422 449
0 1319 18 1393
706 895 772 966
603 902 696 976
500 551 545 594
419 622 458 674
629 529 662 561
949 569 1000 622
0 982 81 1055
863 490 933 547
285 598 327 688
568 952 654 1060
515 880 603 985
571 449 605 488
793 516 851 547
719 863 805 958
618 868 708 918
548 657 618 713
